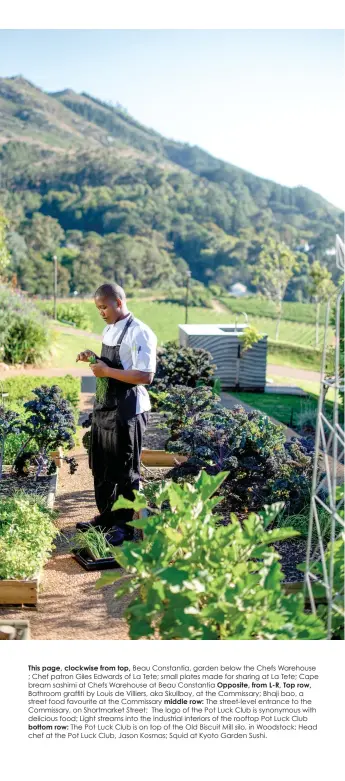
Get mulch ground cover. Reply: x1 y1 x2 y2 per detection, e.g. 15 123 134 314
0 468 55 503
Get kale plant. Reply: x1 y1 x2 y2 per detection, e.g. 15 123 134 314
165 396 314 514
13 385 77 477
152 341 216 392
81 413 92 454
163 385 220 445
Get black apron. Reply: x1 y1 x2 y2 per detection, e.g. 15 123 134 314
89 314 138 483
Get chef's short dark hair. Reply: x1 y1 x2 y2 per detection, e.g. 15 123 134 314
94 283 126 301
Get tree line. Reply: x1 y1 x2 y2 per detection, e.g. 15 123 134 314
0 139 342 300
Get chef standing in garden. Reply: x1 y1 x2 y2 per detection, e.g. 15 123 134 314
75 282 157 544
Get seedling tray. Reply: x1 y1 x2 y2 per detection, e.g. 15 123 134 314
72 548 121 572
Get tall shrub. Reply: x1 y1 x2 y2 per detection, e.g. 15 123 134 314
0 285 51 365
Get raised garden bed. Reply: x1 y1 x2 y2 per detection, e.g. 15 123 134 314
0 620 30 639
0 572 40 606
143 412 169 450
0 480 58 606
142 411 188 466
0 493 57 607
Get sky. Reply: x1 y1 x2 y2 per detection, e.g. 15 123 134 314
0 29 344 208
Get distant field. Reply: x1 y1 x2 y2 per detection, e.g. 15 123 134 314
38 297 333 349
32 329 323 373
220 296 327 325
238 315 332 347
53 299 240 344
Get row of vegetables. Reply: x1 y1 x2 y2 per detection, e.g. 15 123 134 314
0 344 343 639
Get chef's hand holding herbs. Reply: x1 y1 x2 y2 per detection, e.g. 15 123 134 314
89 358 109 377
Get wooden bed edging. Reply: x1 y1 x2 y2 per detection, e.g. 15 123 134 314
0 571 40 607
141 448 188 467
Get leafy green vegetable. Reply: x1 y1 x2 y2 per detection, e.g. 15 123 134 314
152 342 215 393
163 386 314 514
96 472 326 640
0 492 57 579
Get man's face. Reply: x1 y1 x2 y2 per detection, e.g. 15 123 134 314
95 295 121 324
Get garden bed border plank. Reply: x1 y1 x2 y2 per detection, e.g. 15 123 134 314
141 449 188 467
46 471 58 508
0 572 40 607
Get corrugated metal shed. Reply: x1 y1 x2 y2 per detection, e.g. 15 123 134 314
179 324 267 390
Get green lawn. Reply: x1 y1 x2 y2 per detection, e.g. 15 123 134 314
267 343 322 372
231 387 334 429
47 330 101 367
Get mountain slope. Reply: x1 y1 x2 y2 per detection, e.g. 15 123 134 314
0 77 117 149
0 76 343 297
53 86 340 218
52 89 164 154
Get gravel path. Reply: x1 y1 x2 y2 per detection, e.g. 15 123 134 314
0 447 131 640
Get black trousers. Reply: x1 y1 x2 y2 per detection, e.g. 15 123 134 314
93 412 148 536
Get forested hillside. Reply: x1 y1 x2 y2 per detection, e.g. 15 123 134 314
0 76 343 296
